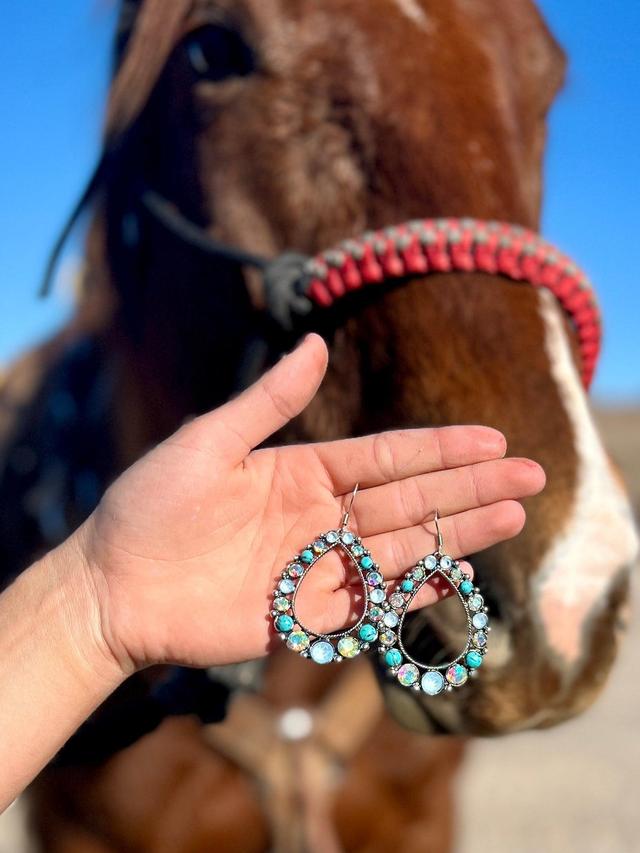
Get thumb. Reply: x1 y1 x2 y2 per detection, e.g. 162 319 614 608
183 333 328 462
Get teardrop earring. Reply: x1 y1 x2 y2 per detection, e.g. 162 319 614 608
272 484 389 664
380 510 489 695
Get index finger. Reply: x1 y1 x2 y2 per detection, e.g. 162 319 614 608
310 426 507 494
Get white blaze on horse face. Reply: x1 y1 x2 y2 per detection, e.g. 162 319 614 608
535 291 638 669
390 0 432 31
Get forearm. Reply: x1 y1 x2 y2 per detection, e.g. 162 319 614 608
0 532 124 811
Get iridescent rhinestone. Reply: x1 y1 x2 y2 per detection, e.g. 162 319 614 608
379 630 396 646
361 555 374 570
369 588 386 604
288 563 304 578
446 664 468 686
450 568 463 582
401 579 414 593
385 648 402 668
325 531 339 544
274 597 290 612
389 593 405 609
276 615 294 633
341 531 355 545
359 623 378 642
383 611 399 628
397 664 419 686
287 631 309 651
459 580 474 596
337 636 360 658
440 556 453 569
424 555 438 570
413 567 425 580
369 606 384 622
310 640 334 664
352 545 365 557
367 571 383 586
473 631 488 648
279 578 295 594
472 612 488 630
466 650 483 668
313 539 326 554
300 550 314 564
421 671 445 695
469 594 484 611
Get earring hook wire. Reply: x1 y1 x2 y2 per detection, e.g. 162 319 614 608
341 483 359 529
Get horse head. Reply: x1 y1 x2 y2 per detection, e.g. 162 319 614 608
85 0 637 736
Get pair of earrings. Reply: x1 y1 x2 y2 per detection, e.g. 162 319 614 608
271 486 489 695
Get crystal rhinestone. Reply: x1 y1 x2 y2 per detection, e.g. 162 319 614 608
369 588 386 604
385 648 402 668
300 550 314 564
413 567 425 580
473 631 488 648
450 568 463 582
369 606 384 622
325 531 339 544
459 580 474 596
337 636 360 658
352 545 365 557
424 555 438 570
288 563 304 578
341 531 355 545
389 593 405 609
421 671 445 696
383 611 399 628
401 579 414 593
287 631 309 652
279 578 296 594
366 571 383 587
310 640 334 664
397 664 419 686
313 539 326 554
276 615 294 633
466 650 483 668
472 612 488 630
359 623 378 642
469 594 484 611
440 556 453 569
379 630 396 646
360 555 374 570
446 664 468 686
274 597 290 612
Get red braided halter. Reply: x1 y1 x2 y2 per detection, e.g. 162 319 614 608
299 218 600 388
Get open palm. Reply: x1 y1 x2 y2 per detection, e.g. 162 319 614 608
81 335 544 675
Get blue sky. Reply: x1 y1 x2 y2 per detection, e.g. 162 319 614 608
0 1 638 402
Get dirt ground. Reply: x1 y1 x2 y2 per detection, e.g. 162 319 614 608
1 407 638 853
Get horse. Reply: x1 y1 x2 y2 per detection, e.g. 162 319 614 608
1 0 637 850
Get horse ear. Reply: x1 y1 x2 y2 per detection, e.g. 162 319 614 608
105 0 191 144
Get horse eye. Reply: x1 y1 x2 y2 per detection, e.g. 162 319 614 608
185 25 255 82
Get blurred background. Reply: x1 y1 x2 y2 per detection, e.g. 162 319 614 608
0 1 638 851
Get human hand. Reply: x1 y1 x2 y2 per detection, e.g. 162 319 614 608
73 334 544 676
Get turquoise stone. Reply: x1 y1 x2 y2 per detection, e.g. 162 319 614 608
341 531 355 545
288 563 304 578
424 555 438 570
325 530 338 544
472 612 488 629
369 588 386 604
466 651 483 668
385 648 402 667
310 640 334 664
279 578 296 594
352 545 364 557
274 596 290 612
397 664 419 686
460 580 474 596
446 664 468 686
276 615 294 632
301 550 314 564
421 671 445 695
401 579 414 593
383 611 399 628
286 631 309 652
359 623 378 642
360 555 374 570
367 571 383 586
